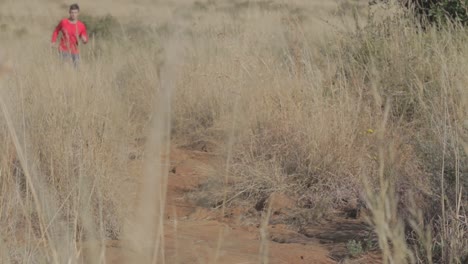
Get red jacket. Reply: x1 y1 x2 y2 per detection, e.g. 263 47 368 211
51 19 88 54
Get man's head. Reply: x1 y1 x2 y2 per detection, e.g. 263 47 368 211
69 4 80 21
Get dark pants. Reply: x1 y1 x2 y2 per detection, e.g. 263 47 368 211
60 51 80 68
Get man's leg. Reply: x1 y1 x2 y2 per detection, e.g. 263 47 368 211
71 54 80 68
60 51 70 61
59 52 79 68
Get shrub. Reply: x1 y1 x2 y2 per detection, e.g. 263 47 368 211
347 240 364 258
80 14 119 38
405 0 468 25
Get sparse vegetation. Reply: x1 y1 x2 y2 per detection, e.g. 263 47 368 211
347 239 364 257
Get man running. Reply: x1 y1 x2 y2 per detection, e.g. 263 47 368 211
51 3 88 67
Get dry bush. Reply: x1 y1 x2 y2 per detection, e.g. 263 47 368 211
182 4 467 263
338 11 467 247
184 6 428 212
0 36 160 262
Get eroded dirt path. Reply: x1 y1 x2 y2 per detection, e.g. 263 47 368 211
163 148 334 264
102 147 380 264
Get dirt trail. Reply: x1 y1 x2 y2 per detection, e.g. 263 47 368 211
102 147 380 264
163 148 333 264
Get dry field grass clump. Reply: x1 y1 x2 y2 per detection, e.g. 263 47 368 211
0 0 467 263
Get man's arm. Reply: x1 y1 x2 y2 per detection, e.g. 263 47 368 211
79 24 88 44
51 20 62 44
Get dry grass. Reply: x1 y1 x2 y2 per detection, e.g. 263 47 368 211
0 0 467 263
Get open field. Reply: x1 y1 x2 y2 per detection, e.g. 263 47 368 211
0 0 467 263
